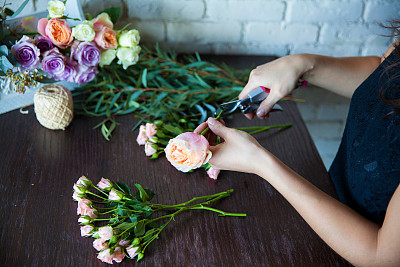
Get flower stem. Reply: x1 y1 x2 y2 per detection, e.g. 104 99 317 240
200 110 223 135
92 185 110 197
86 191 108 201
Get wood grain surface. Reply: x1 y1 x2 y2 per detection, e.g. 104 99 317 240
0 56 352 267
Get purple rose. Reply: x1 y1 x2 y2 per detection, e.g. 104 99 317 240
34 35 54 53
75 64 98 85
54 57 78 82
71 41 101 67
42 48 65 77
11 35 40 70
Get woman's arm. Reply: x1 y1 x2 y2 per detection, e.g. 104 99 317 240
196 118 400 267
240 54 381 119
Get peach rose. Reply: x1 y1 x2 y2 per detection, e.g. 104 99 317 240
93 238 108 251
92 12 114 31
94 26 117 50
98 226 114 241
165 132 212 172
38 18 73 48
113 247 125 263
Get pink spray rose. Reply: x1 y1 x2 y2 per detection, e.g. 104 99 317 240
136 125 148 145
97 178 113 191
164 132 212 172
207 167 220 180
145 141 157 157
118 239 130 246
113 247 125 263
72 192 83 202
77 176 91 188
97 248 114 264
93 238 108 251
98 226 114 241
145 123 157 138
108 189 123 201
77 198 92 215
80 225 94 237
126 245 140 258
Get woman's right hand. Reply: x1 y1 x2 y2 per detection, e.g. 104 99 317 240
239 54 308 119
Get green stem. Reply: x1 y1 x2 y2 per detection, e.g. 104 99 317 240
248 123 292 135
92 185 110 197
86 191 108 201
200 110 223 135
188 206 246 217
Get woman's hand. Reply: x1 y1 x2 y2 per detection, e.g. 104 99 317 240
239 54 308 119
194 117 267 174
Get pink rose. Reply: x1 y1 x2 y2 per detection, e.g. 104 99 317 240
80 225 94 237
73 183 86 193
145 141 157 157
77 199 92 215
97 248 114 264
108 189 123 201
136 125 148 145
126 245 140 258
86 209 97 219
207 167 220 180
145 123 157 138
164 132 212 172
98 226 114 241
77 176 91 187
118 239 130 246
93 238 108 251
92 13 114 31
113 247 125 263
97 178 112 191
72 192 83 202
38 18 73 48
94 26 117 50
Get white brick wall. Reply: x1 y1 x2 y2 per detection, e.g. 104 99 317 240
12 0 399 57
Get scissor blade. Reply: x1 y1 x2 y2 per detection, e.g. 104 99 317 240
220 100 242 113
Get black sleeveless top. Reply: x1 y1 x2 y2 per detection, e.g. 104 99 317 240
329 51 400 225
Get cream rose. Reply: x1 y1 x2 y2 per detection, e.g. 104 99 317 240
165 132 212 172
99 49 117 67
72 21 95 42
118 29 140 48
116 46 141 70
47 0 65 19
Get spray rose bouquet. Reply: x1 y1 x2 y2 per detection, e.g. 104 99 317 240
73 176 246 264
2 0 141 94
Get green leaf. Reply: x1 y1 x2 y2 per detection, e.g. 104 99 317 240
142 68 148 88
0 45 8 56
135 184 149 202
116 181 131 195
1 56 13 69
99 7 121 24
10 0 29 18
134 221 145 236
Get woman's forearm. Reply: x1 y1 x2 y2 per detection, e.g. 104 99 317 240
253 149 383 266
295 54 381 98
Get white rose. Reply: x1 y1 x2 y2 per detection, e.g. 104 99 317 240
99 49 117 67
116 46 141 70
72 21 95 42
47 0 65 19
118 29 140 48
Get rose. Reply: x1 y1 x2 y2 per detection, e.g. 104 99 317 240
92 13 113 31
118 239 130 246
34 35 54 53
145 141 157 157
97 248 114 264
206 167 220 180
80 225 94 237
94 26 117 50
77 199 92 215
38 18 73 48
97 178 113 191
136 125 148 145
164 132 212 172
118 29 140 48
98 226 114 241
126 245 140 258
55 57 77 82
41 48 65 77
113 247 125 263
47 0 65 18
76 176 92 187
116 46 141 70
108 189 123 201
93 238 108 251
74 65 98 85
73 192 84 202
145 123 157 138
72 21 95 42
99 49 116 67
11 36 40 70
71 41 101 67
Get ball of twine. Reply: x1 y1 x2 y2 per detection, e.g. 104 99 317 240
34 84 74 130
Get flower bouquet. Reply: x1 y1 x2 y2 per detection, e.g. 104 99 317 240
73 176 246 264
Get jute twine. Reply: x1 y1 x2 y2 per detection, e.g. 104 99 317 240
34 84 74 130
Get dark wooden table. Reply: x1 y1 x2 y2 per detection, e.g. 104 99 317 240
0 56 351 266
